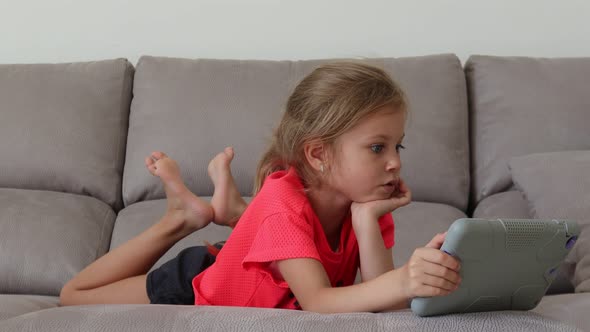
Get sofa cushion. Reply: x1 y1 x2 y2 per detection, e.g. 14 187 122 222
0 295 59 321
472 191 532 220
0 189 115 296
0 303 579 332
534 293 590 332
510 151 590 292
124 54 469 211
466 55 590 205
0 59 134 210
390 201 467 267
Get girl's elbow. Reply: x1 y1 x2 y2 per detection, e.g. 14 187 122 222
298 294 350 314
59 285 73 306
301 304 334 314
297 291 333 313
59 283 79 306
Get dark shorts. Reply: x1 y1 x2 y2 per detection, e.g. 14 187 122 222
146 242 224 305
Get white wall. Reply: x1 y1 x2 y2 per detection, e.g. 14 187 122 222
1 0 589 65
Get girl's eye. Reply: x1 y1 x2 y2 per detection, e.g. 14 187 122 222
371 144 384 153
396 144 406 152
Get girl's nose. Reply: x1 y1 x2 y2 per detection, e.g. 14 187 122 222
386 154 401 172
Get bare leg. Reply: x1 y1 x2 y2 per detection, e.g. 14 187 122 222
60 152 214 305
208 147 248 228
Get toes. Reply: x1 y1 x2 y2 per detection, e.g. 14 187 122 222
224 147 234 160
151 151 169 161
145 155 159 175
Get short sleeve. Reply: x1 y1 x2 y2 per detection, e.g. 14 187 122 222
243 212 321 272
379 213 395 248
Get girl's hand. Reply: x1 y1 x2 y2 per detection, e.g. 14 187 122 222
351 179 412 221
400 232 462 299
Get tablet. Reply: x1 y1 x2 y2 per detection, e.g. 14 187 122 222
410 218 579 317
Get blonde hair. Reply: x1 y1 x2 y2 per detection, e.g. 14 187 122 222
253 61 408 195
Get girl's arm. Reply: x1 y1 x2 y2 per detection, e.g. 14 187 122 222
277 236 461 314
351 179 412 282
277 257 410 313
353 212 394 282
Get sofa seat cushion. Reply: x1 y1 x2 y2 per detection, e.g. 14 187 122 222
0 303 579 332
0 59 134 211
0 189 115 296
124 54 470 211
534 293 590 332
0 295 59 321
510 151 590 293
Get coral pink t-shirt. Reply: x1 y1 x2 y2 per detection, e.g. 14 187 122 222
192 167 395 309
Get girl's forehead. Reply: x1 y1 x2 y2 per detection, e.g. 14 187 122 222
348 110 406 137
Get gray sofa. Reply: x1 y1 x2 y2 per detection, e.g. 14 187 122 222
0 54 588 331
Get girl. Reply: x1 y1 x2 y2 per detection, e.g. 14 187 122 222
60 62 461 313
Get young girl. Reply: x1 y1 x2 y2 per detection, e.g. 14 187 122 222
60 62 461 313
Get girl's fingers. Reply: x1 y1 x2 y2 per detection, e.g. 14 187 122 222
415 284 453 297
389 186 411 208
425 233 446 249
420 261 461 285
417 247 460 272
398 178 409 193
420 274 458 292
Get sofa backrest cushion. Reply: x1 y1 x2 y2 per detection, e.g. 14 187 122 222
124 55 469 211
0 189 115 296
0 59 134 211
466 55 590 205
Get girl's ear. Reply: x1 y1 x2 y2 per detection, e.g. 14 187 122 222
303 140 328 172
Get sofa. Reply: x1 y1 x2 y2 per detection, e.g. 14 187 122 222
0 54 588 331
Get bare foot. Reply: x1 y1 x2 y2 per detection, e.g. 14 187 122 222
145 151 213 231
208 147 248 228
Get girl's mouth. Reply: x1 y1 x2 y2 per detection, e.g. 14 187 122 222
382 182 396 193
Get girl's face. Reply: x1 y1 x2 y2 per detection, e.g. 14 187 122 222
327 106 406 203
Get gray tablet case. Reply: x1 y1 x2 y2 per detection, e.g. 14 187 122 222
410 218 579 317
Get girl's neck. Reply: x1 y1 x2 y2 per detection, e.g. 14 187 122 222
306 185 351 246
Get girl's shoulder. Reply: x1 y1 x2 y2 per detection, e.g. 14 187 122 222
260 168 305 197
251 167 309 217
